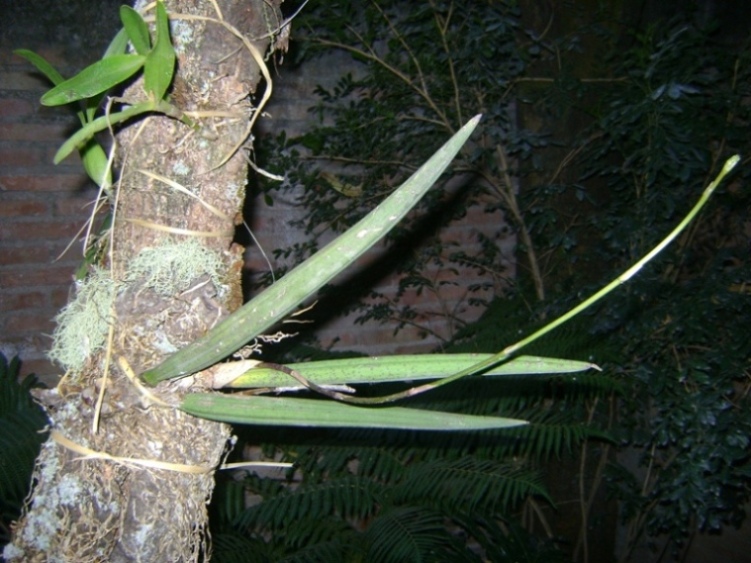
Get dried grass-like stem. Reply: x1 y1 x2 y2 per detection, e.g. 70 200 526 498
172 13 273 172
430 0 462 124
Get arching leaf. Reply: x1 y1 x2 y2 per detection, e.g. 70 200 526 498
180 393 526 431
144 0 176 101
143 115 482 384
41 54 145 106
120 5 151 55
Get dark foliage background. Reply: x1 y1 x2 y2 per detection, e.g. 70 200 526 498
219 1 751 561
0 355 48 550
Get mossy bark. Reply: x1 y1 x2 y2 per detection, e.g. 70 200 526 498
5 1 282 560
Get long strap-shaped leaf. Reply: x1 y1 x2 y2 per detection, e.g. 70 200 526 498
317 154 740 405
143 115 482 384
221 354 597 390
180 393 526 430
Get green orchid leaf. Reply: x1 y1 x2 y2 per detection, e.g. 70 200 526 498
119 5 151 55
180 394 527 431
16 49 111 189
86 29 134 123
16 48 92 125
84 96 102 125
85 24 143 122
80 140 112 190
53 102 154 163
142 115 482 385
53 99 184 164
144 0 176 101
14 49 65 85
225 354 598 390
41 54 146 106
103 27 130 59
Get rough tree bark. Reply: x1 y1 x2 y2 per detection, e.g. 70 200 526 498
6 0 282 560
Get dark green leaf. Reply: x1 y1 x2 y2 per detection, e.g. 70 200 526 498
144 0 176 101
143 116 481 383
13 49 65 85
120 5 151 55
180 394 527 430
102 27 130 58
53 102 154 163
41 54 146 106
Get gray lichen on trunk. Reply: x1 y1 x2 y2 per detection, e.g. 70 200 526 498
5 0 282 560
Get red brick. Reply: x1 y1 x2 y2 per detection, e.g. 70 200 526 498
0 147 44 167
0 50 24 64
13 46 67 67
0 219 82 241
6 312 56 334
0 174 89 192
35 104 84 125
434 283 477 302
0 123 75 142
0 265 76 288
45 145 84 168
0 290 47 311
1 71 52 91
54 196 101 217
18 357 61 384
442 227 482 246
51 286 74 309
0 98 34 120
0 245 54 265
0 48 52 65
53 242 87 264
0 199 49 217
464 206 503 224
392 338 440 354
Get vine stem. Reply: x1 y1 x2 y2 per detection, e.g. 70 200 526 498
312 33 453 132
286 155 740 405
495 143 545 301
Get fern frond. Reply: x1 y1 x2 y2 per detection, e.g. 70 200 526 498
553 371 624 401
365 506 474 563
211 533 274 563
293 444 358 479
275 516 356 551
0 354 48 538
0 411 46 501
495 520 572 563
235 475 381 530
493 409 612 460
293 443 410 485
0 355 44 415
354 446 408 483
278 540 354 563
211 478 249 530
392 457 550 514
241 471 289 499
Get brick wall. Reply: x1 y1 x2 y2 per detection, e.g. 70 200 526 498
1 29 513 383
0 46 100 383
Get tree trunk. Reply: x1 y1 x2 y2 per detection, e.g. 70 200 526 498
6 0 282 560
